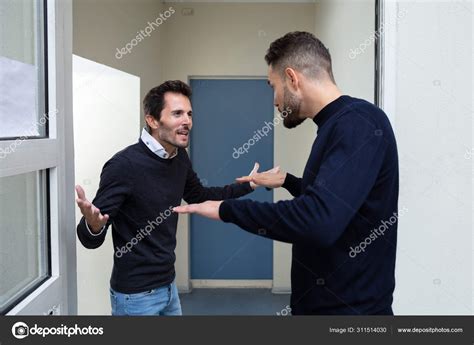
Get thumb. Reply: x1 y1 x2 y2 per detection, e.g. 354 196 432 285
100 214 110 224
250 162 260 175
173 205 188 213
269 165 280 173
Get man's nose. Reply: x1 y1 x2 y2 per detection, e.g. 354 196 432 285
183 114 192 126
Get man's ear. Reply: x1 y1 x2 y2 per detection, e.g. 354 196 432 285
284 67 299 91
145 114 158 131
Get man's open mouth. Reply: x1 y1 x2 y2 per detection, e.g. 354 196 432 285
177 129 189 138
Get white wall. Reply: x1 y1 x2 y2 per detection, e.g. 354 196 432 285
73 55 140 315
314 0 375 102
387 1 473 315
73 0 163 129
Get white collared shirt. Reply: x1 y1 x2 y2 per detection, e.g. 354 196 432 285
141 127 178 159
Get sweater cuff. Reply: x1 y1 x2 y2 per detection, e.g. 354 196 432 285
219 200 234 223
243 181 253 192
282 173 298 190
79 216 106 239
85 219 106 236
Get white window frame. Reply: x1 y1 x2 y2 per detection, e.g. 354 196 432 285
1 0 76 315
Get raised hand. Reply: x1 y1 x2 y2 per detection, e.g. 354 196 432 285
75 185 109 233
236 163 286 189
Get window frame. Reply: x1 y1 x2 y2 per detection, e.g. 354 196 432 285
0 0 76 315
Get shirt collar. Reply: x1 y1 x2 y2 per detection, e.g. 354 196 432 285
313 95 352 128
140 128 177 159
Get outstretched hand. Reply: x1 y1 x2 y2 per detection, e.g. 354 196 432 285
173 200 223 220
75 185 109 233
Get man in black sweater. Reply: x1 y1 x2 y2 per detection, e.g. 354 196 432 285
76 80 276 315
174 32 399 315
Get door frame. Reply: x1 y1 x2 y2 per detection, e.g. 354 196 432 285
177 76 275 291
375 0 397 124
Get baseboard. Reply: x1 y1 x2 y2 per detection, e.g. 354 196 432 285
271 287 291 294
191 279 273 289
177 285 192 294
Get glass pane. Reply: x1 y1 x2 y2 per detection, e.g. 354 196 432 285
0 0 47 139
0 170 49 314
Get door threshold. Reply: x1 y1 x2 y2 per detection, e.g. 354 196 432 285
191 279 272 289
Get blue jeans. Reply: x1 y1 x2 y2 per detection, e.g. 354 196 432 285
110 281 182 316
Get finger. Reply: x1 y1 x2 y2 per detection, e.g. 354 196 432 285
173 205 190 213
75 185 86 201
175 204 199 213
98 213 109 224
83 202 94 216
236 176 252 183
267 166 280 173
77 199 90 213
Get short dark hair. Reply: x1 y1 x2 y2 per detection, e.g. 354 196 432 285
143 80 192 122
265 31 335 83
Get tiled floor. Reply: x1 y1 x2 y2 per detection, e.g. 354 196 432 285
180 289 291 316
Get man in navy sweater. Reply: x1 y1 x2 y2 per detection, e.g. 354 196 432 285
75 80 276 315
174 32 399 315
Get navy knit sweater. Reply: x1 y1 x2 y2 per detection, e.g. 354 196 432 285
219 95 399 315
77 140 253 294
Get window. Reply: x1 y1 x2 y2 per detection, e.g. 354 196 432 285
0 0 47 139
0 170 49 314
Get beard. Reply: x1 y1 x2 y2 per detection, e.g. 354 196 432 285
281 86 304 129
156 121 190 149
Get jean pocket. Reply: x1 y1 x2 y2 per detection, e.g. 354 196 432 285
110 290 118 315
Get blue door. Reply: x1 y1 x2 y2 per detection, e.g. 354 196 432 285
190 78 274 279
